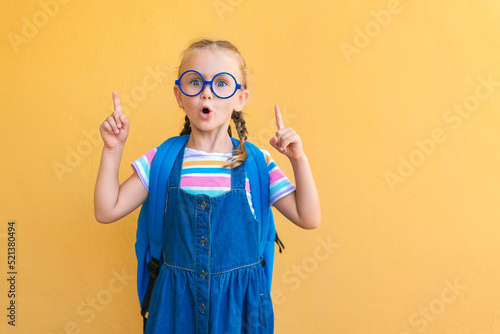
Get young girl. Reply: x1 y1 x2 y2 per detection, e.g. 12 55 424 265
94 39 321 334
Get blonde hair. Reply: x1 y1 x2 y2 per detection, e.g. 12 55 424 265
178 39 249 169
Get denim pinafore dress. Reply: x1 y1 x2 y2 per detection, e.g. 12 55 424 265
145 144 274 334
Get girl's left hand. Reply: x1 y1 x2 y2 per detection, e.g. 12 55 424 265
269 105 305 161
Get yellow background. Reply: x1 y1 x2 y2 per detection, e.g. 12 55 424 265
2 0 500 333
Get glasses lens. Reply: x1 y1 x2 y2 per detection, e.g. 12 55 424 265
180 71 204 96
212 73 237 98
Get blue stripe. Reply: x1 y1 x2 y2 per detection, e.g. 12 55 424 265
182 188 230 197
132 157 151 190
270 177 288 193
270 185 295 204
181 167 231 175
267 161 277 171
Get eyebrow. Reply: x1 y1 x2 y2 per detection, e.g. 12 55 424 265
188 71 234 79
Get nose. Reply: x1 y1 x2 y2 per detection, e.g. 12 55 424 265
200 83 213 100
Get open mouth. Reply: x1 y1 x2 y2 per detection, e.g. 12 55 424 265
200 106 213 120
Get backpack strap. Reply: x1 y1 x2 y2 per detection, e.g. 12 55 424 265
149 135 190 261
136 135 189 331
140 258 159 332
234 138 278 291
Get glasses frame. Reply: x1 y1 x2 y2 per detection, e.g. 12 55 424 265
175 70 244 99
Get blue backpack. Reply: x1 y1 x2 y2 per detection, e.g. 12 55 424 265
135 135 284 331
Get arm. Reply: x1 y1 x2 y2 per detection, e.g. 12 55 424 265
94 147 148 223
94 92 148 224
269 106 321 230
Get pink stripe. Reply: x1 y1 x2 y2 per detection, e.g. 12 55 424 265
245 180 251 192
145 148 156 165
180 176 231 188
269 169 285 184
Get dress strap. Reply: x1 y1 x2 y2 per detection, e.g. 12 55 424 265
230 142 247 190
167 144 185 188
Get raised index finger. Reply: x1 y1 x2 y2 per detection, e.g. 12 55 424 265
274 105 285 130
113 91 122 113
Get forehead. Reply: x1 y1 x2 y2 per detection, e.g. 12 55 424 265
181 48 242 79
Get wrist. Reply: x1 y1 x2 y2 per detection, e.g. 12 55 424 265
289 154 307 165
103 144 125 155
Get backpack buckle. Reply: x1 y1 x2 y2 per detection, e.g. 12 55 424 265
147 258 160 278
275 232 285 253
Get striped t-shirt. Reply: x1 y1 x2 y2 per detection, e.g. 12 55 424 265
131 146 296 217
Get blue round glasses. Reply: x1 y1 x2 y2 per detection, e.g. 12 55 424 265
175 70 244 99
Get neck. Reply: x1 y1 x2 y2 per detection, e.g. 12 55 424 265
186 128 233 153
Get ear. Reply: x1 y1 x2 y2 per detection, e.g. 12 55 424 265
173 85 184 108
233 89 250 112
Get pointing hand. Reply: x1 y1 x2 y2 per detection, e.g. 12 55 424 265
99 91 130 149
269 105 304 161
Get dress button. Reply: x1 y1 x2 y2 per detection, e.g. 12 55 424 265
201 236 206 245
201 201 207 210
201 270 207 279
201 304 205 313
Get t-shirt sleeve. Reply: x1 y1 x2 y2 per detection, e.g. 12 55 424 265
131 148 157 192
261 149 296 205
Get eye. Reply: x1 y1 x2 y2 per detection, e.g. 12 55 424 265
215 80 227 87
191 79 202 86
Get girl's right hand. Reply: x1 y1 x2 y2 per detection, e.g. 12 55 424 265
100 91 130 149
